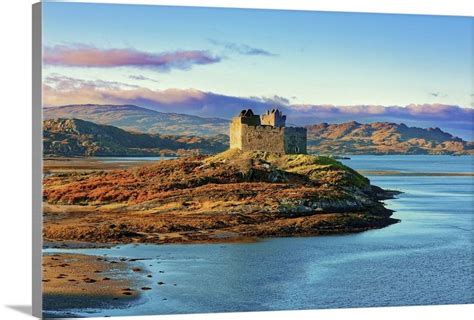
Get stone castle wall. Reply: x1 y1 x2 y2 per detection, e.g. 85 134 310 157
229 109 307 154
240 124 286 153
284 127 307 154
229 118 243 150
260 112 286 127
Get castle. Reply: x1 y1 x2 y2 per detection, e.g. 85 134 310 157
229 109 307 154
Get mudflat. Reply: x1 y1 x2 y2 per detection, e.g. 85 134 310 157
42 253 143 314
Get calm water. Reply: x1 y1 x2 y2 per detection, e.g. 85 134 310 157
45 155 474 317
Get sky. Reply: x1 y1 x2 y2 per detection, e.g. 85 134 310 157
41 2 473 139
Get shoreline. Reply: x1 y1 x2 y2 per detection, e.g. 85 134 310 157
43 202 400 246
358 170 474 176
43 210 400 248
42 253 151 317
41 214 400 317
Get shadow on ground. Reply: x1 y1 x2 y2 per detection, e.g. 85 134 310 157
5 305 32 316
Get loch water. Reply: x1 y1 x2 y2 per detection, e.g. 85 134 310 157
44 155 474 317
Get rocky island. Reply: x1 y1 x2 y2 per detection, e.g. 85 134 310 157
43 149 399 245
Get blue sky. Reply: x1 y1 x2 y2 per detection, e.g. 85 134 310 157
42 2 473 106
41 2 473 138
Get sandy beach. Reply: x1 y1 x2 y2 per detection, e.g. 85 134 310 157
42 253 153 317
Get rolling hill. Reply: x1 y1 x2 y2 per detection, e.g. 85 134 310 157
43 104 473 155
43 104 228 136
306 121 473 155
43 118 228 157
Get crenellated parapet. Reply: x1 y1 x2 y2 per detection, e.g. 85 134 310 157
260 109 287 127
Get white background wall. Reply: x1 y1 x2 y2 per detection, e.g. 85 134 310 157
0 1 472 319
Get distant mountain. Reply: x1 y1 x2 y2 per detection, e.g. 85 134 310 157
43 104 229 136
43 104 473 155
43 118 228 157
306 121 473 155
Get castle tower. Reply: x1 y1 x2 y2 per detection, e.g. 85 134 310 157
260 109 286 127
238 109 261 126
229 108 307 154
